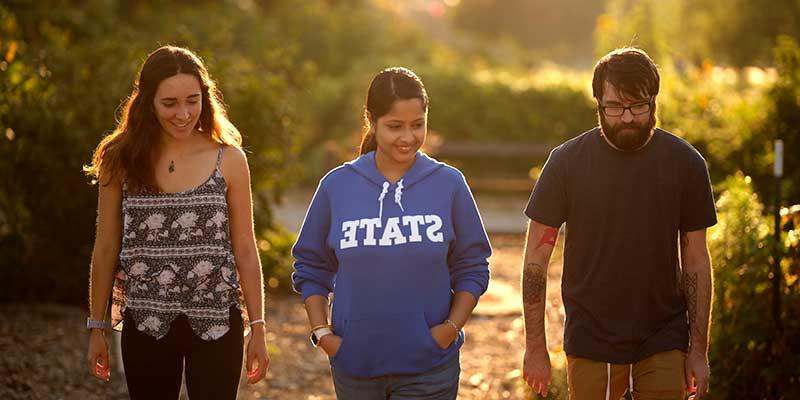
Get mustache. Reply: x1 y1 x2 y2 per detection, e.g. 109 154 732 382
614 121 644 131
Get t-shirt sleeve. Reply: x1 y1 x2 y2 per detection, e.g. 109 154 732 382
524 146 567 228
679 152 718 232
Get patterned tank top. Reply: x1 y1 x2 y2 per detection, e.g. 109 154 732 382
111 146 247 340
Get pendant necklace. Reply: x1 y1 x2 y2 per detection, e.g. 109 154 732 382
169 160 175 173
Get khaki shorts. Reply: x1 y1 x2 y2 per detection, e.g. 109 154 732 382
567 350 686 400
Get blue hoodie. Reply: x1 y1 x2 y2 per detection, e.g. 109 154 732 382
291 151 491 378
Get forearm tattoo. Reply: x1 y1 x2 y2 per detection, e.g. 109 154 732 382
536 227 558 249
523 263 547 305
683 271 698 326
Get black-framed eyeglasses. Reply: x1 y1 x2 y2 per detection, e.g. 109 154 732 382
600 98 653 117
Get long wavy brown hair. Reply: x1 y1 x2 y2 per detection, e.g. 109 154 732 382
84 45 241 192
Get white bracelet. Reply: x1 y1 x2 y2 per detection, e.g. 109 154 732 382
249 319 265 327
444 319 460 333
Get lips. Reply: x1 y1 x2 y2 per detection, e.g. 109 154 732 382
171 120 192 129
395 145 417 154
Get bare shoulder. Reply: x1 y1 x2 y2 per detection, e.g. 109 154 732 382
220 145 250 185
96 162 124 192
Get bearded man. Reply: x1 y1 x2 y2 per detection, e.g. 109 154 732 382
521 48 717 400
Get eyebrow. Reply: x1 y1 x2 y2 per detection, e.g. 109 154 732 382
603 98 650 105
159 93 202 101
386 118 425 123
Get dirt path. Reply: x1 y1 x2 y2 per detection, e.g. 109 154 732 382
0 233 567 399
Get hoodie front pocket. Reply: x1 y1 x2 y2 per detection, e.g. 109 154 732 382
331 312 444 377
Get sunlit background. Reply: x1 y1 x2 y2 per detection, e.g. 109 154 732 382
1 0 798 398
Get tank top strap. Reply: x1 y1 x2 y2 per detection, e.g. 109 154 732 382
214 145 225 171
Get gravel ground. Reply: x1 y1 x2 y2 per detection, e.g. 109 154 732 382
0 233 568 399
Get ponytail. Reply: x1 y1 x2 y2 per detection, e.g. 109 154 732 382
359 130 377 155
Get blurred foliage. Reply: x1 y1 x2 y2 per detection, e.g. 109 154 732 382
0 0 313 302
451 0 799 67
707 173 800 398
762 36 800 204
595 0 682 63
450 0 605 66
595 0 799 67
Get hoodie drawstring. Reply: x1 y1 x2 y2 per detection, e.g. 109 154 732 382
394 179 404 212
377 179 405 221
378 182 389 221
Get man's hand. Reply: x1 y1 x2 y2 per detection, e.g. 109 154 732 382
685 350 709 399
523 346 552 397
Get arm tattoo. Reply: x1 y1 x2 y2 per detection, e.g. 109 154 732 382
536 227 558 249
523 263 547 305
683 271 698 326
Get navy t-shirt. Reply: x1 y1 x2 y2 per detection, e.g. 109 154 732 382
525 127 717 363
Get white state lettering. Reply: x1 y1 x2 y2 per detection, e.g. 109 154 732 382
402 215 426 242
359 218 381 246
340 220 359 249
424 215 444 242
338 214 446 249
379 217 407 246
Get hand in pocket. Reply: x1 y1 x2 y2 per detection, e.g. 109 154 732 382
430 323 458 349
319 334 343 357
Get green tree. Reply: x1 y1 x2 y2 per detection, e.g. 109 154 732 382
0 0 307 302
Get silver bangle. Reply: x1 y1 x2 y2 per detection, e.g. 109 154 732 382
249 319 265 327
86 318 108 330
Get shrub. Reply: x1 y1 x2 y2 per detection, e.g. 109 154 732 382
707 173 800 398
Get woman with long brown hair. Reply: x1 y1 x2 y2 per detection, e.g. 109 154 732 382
84 45 268 399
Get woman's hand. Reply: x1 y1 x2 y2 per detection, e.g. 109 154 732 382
87 329 110 381
318 334 342 357
245 326 270 384
430 323 458 349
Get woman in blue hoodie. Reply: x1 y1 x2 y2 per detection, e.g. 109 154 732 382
292 67 491 399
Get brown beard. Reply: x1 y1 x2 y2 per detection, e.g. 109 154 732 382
599 111 656 151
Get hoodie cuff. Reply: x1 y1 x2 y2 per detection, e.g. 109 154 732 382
454 281 487 301
299 281 331 301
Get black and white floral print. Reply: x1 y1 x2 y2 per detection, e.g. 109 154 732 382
111 147 248 340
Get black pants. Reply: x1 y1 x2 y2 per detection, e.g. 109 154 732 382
121 307 243 400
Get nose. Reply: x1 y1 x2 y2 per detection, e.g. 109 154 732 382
400 126 415 141
178 106 190 120
620 108 635 123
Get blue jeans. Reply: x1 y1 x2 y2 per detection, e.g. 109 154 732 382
331 355 460 400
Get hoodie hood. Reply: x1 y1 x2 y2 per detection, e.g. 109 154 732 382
345 151 443 188
345 151 443 220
